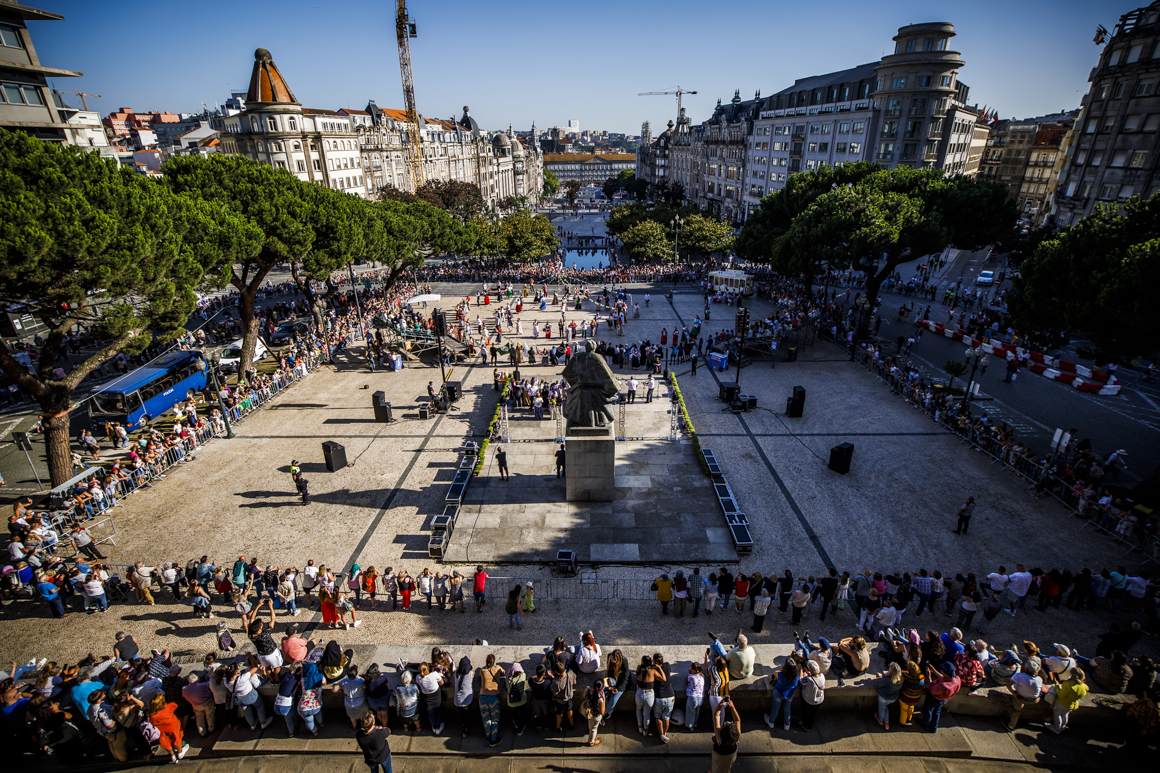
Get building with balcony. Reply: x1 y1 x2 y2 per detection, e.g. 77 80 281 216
1054 1 1160 226
0 1 111 159
220 48 541 207
979 113 1077 227
739 21 981 220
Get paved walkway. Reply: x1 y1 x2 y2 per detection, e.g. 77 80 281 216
33 707 1144 772
449 378 734 564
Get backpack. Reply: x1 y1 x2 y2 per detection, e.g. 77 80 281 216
551 674 573 703
508 676 526 704
138 718 161 743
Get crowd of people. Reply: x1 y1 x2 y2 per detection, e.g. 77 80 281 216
2 556 1158 766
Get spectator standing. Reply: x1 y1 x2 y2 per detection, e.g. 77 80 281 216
952 497 976 535
764 659 800 731
355 712 392 773
873 663 903 730
710 697 741 773
1050 668 1088 735
653 573 673 615
920 662 961 732
752 589 772 633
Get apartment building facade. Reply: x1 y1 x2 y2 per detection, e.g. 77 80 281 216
1054 1 1160 226
221 48 541 207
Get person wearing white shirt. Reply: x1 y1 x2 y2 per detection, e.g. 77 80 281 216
573 631 602 674
1006 664 1044 730
1006 565 1033 616
986 568 1009 596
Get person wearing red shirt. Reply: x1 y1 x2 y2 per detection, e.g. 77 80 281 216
147 694 188 763
473 566 488 612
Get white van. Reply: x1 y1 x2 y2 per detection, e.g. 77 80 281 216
219 337 270 373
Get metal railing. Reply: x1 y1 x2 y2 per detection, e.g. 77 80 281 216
843 341 1160 563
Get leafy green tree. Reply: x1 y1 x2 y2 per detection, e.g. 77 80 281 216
417 179 484 222
627 176 650 200
620 220 672 261
0 130 260 485
605 202 649 239
602 176 619 202
287 183 368 328
563 179 582 208
164 154 317 375
499 211 560 261
542 168 560 199
996 224 1055 268
745 165 1015 337
616 169 635 188
680 214 734 258
734 161 880 265
1009 196 1160 361
943 359 967 387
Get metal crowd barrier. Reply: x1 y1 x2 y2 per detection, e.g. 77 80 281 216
837 339 1159 562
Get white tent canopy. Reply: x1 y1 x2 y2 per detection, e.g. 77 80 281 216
406 294 441 304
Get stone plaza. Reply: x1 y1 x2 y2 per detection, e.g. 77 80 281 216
0 281 1150 673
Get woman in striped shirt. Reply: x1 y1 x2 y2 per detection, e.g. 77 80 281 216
898 661 927 726
707 654 730 716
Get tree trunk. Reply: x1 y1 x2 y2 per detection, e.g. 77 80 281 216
290 261 327 330
237 285 260 377
856 264 891 340
232 261 275 377
41 391 73 487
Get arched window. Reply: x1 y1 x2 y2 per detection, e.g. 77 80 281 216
292 141 301 150
288 117 298 131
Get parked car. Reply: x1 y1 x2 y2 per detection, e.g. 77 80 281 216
268 320 310 347
976 269 995 286
219 337 269 373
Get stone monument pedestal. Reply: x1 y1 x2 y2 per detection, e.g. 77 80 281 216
565 425 616 502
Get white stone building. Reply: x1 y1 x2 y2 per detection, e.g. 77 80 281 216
220 48 542 207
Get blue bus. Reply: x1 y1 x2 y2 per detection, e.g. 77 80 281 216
88 350 208 429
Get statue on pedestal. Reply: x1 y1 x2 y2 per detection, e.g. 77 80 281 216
561 341 618 428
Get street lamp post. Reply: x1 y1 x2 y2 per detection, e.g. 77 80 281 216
670 215 683 262
196 356 235 439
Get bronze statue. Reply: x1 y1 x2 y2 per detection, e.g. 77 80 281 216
561 341 619 427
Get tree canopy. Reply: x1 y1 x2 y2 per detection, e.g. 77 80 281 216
471 210 559 261
563 179 582 207
738 164 1016 336
1009 196 1160 361
542 168 559 198
0 129 260 484
415 179 484 222
620 220 672 261
679 214 734 257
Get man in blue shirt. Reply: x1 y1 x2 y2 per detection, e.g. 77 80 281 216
37 573 69 618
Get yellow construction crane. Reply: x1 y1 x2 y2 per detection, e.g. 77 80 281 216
57 89 102 111
395 0 424 189
638 86 697 120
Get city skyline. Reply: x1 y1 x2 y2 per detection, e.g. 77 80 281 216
33 0 1121 134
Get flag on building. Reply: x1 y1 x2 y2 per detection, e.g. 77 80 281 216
1094 25 1108 44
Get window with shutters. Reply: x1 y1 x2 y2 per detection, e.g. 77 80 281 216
1131 151 1148 167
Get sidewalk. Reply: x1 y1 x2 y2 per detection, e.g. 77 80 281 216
44 709 1143 773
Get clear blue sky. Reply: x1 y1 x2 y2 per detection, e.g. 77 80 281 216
34 0 1122 135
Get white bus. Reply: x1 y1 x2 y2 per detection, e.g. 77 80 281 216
708 270 755 297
